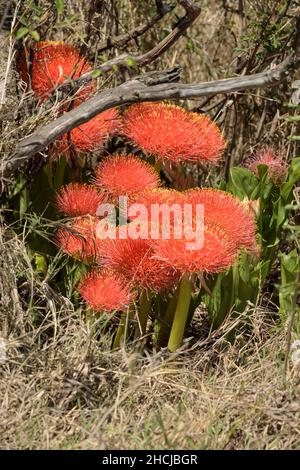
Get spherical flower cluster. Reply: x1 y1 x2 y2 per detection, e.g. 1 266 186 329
248 147 287 184
56 216 100 261
184 188 257 252
78 269 136 313
153 224 237 274
129 188 184 222
94 154 160 200
56 183 107 217
101 229 180 292
55 108 122 154
24 41 94 101
123 102 226 164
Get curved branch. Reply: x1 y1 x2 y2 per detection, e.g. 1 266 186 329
1 54 298 186
53 0 200 97
94 1 175 54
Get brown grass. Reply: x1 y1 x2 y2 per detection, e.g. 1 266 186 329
1 226 300 450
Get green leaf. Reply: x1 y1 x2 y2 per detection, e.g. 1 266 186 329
91 69 102 79
126 57 136 67
55 0 65 14
29 30 40 41
281 157 300 202
34 253 48 276
16 27 29 39
227 167 259 200
279 249 300 320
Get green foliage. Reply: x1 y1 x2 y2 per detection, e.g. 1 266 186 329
55 0 65 15
205 158 300 328
278 249 300 322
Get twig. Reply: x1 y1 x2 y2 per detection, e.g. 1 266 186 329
94 1 175 54
50 0 200 98
1 54 298 187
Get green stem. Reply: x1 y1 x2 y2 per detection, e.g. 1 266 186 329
167 274 193 352
112 313 126 350
113 305 135 349
135 290 152 338
157 288 179 348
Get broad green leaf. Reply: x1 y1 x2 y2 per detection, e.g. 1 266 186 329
227 167 259 199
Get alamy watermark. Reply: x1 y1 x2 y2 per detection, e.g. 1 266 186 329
95 196 204 251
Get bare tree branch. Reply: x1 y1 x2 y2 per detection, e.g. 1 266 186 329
2 54 297 188
94 1 175 54
52 0 200 97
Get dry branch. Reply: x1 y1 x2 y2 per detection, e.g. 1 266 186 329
2 54 297 188
53 0 200 97
94 1 175 53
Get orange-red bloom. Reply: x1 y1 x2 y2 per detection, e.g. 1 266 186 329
184 188 257 252
56 183 107 217
54 108 122 154
56 216 101 261
26 41 93 101
153 224 237 275
78 269 136 313
101 229 179 292
123 102 226 163
94 154 160 200
248 147 287 184
128 188 184 225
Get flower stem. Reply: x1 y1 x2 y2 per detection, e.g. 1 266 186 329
135 290 152 338
157 288 179 348
113 305 136 349
112 313 126 350
167 274 192 352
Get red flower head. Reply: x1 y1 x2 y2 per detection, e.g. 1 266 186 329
54 108 122 154
78 269 136 313
123 102 226 164
23 41 94 101
248 147 288 184
56 216 101 261
184 188 257 252
153 224 238 275
56 183 107 217
101 227 180 292
128 188 184 225
94 154 160 201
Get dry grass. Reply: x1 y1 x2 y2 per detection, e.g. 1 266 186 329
1 227 300 450
1 0 300 450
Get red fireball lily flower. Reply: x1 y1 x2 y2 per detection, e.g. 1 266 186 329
56 183 107 217
153 224 238 275
78 269 136 313
56 216 101 261
248 147 288 184
54 108 122 154
184 188 257 252
101 229 180 293
34 41 92 99
123 102 226 163
128 188 185 224
94 154 160 200
21 41 94 101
